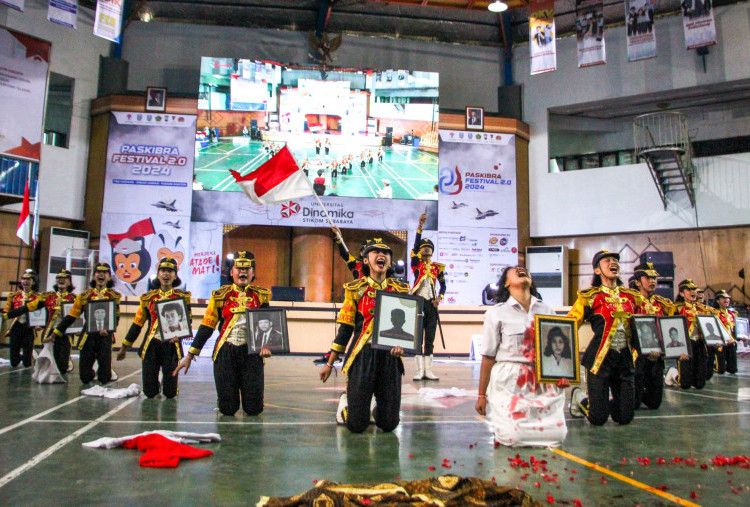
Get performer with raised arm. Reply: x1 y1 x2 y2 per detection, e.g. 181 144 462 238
117 257 191 398
332 226 366 279
475 265 568 447
173 251 271 416
714 290 737 374
631 262 674 410
319 238 410 433
51 263 122 384
665 279 709 389
410 211 446 380
568 250 642 426
2 270 43 368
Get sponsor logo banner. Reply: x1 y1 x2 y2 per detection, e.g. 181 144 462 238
529 0 557 75
48 0 78 29
625 0 657 61
93 0 124 43
576 0 606 68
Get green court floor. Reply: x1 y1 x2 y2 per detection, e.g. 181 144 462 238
1 353 749 505
195 139 439 200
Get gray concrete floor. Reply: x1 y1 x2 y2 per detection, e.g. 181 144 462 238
1 351 749 505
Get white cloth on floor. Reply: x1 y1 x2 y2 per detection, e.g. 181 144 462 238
83 431 221 449
0 358 10 366
81 383 141 399
418 387 468 399
31 343 66 384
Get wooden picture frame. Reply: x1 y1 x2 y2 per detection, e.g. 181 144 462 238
156 298 192 342
62 302 85 335
658 316 691 359
28 307 48 328
465 106 484 131
245 308 289 354
371 291 423 354
145 86 167 112
534 315 581 384
697 315 725 346
631 315 663 355
85 299 116 334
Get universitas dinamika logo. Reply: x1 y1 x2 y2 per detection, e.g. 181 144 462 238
439 166 462 195
281 201 301 218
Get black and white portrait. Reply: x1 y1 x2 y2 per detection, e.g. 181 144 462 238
246 308 289 354
633 316 662 354
659 316 690 359
697 315 724 346
156 298 192 342
372 292 423 354
86 300 115 334
535 316 580 383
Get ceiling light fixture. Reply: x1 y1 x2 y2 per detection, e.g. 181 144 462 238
488 0 508 13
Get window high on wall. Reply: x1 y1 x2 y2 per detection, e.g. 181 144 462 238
43 72 74 149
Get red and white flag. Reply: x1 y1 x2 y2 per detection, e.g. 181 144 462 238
16 180 31 245
230 146 312 205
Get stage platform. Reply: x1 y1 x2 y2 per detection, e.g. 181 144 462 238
0 352 748 504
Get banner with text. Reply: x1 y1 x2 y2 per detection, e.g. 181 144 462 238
625 0 656 61
682 1 716 49
576 0 606 68
93 0 123 43
48 0 78 29
102 112 196 216
188 222 223 300
529 0 557 75
438 228 518 306
0 0 24 11
99 213 192 297
0 28 50 162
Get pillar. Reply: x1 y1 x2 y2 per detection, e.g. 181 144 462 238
291 228 333 302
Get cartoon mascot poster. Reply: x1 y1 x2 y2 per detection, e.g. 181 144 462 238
107 218 156 296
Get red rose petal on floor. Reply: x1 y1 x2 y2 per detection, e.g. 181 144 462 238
494 441 500 449
572 469 578 474
534 482 541 488
569 476 575 481
313 479 318 484
428 466 436 471
478 462 483 466
546 495 555 504
690 491 698 499
491 476 496 482
621 457 628 464
658 485 668 491
573 500 582 507
469 444 474 449
443 458 450 462
701 464 708 469
408 454 414 459
441 463 451 468
657 458 666 465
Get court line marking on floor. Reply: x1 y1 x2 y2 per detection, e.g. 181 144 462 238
550 448 700 507
666 388 747 402
0 369 141 437
379 161 419 199
390 149 437 179
28 418 487 426
0 397 137 490
0 366 32 376
630 410 750 420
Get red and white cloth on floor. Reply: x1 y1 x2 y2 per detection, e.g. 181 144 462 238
83 431 220 468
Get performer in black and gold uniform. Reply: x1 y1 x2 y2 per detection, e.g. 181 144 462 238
410 212 446 381
117 258 191 398
174 251 271 416
666 279 708 390
2 270 43 367
319 238 410 433
52 263 122 384
714 290 738 374
568 250 642 426
696 287 724 378
631 262 674 410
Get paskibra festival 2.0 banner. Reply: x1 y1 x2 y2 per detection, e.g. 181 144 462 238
575 0 606 68
681 0 716 50
436 130 518 306
625 0 657 61
529 0 557 75
100 112 196 296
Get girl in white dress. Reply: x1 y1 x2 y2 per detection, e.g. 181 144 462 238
475 266 568 447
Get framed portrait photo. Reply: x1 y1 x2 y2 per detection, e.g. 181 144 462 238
735 317 749 342
62 302 85 335
465 106 484 131
145 86 167 112
245 308 289 355
658 316 690 359
716 318 735 344
697 315 725 346
156 298 192 342
85 299 116 334
534 315 581 384
28 307 48 328
631 315 663 355
371 291 423 355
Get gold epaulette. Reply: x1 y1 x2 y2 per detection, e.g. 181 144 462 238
140 289 159 302
39 291 55 300
110 289 123 302
435 262 446 273
576 286 600 298
211 285 233 301
652 294 674 306
248 285 271 305
173 288 192 298
343 278 369 292
386 278 411 293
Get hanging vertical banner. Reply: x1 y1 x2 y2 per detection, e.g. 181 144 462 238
575 0 606 68
625 0 656 61
0 0 24 11
529 0 557 75
188 222 223 300
682 0 716 49
48 0 79 29
0 28 50 162
93 0 123 43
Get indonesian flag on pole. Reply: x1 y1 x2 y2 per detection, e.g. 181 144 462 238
230 146 312 205
16 180 31 245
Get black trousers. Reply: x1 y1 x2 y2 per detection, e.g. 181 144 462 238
9 323 34 367
419 299 438 356
678 339 707 389
634 355 664 410
53 335 73 374
725 342 738 374
584 349 635 426
79 333 112 384
213 343 264 416
142 340 180 399
709 346 725 375
346 344 403 433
